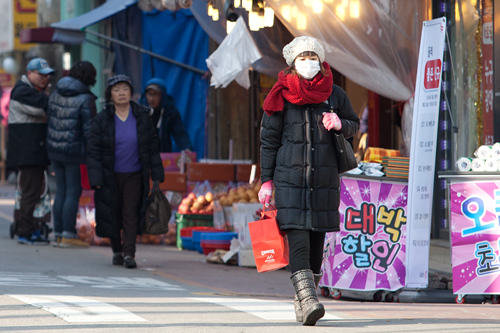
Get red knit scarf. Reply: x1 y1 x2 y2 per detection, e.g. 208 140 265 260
263 62 333 116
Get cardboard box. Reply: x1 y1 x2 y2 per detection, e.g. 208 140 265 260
232 203 262 249
160 152 197 172
187 162 236 182
150 172 187 192
238 248 256 267
236 164 260 182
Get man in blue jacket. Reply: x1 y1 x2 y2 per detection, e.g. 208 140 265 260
139 78 192 152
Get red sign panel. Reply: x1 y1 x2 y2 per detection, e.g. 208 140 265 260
423 59 442 90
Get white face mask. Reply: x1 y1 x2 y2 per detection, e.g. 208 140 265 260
294 59 321 80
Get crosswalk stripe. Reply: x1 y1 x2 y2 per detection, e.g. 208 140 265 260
190 297 343 321
8 295 147 323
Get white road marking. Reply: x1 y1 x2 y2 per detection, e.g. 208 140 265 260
0 272 71 288
8 295 146 323
190 297 343 321
59 276 184 291
0 199 15 205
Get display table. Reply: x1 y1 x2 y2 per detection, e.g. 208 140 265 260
319 174 408 302
438 171 500 304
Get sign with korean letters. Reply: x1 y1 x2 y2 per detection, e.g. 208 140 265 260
0 0 37 52
320 178 408 291
406 17 446 288
450 181 500 295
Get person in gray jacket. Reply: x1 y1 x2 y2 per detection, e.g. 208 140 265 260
47 61 97 248
8 58 54 245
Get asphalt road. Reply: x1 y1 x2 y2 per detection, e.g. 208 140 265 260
0 185 499 332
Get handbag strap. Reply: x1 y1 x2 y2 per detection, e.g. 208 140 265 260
328 93 336 114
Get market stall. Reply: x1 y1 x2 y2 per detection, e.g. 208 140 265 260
319 173 408 302
438 171 500 304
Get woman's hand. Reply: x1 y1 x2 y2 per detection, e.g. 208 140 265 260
322 112 342 131
258 180 273 206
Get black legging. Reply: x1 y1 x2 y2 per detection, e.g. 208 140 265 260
287 229 326 274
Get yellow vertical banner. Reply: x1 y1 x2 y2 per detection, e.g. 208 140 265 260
13 0 37 50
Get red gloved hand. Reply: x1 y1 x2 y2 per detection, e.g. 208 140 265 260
258 180 273 206
322 112 342 131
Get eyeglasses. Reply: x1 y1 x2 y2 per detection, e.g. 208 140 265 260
32 71 50 77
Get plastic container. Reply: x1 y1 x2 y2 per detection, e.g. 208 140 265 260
180 236 195 250
200 232 237 255
179 226 218 251
192 229 221 254
175 213 214 249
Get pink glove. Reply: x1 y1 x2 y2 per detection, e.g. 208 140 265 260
322 112 342 131
258 180 273 206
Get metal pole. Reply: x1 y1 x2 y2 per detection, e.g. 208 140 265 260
85 29 207 75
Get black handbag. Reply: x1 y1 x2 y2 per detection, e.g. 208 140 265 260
144 182 171 235
328 94 358 174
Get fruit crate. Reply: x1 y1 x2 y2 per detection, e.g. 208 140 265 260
175 213 213 249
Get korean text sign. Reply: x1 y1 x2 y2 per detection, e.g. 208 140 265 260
406 17 446 289
320 178 408 291
450 181 500 295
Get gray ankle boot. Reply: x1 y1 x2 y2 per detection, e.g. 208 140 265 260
293 271 323 322
291 269 325 326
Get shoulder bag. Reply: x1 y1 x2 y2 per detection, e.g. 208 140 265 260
328 94 358 174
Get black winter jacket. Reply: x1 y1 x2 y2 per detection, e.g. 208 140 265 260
87 101 164 239
260 85 360 232
47 77 97 164
7 76 50 168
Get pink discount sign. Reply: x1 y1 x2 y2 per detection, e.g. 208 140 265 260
320 177 408 291
450 181 500 295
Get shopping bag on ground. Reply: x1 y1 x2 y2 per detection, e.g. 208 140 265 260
248 205 289 273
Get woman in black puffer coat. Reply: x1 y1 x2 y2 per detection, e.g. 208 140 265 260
47 61 97 248
259 37 359 326
87 75 164 269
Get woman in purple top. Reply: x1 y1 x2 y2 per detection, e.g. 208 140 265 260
87 75 164 269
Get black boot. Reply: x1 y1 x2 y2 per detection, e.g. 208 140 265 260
291 269 325 326
293 271 323 322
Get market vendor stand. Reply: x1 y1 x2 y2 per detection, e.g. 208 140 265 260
438 171 500 304
319 173 408 302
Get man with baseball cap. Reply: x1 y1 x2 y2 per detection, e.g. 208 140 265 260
8 57 54 245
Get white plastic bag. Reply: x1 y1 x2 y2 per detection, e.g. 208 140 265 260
206 17 262 89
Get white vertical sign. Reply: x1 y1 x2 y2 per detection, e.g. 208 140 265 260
406 17 447 288
0 0 13 53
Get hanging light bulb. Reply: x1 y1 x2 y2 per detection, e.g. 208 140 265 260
227 20 237 34
243 0 252 11
207 1 214 16
341 0 348 6
455 1 460 21
259 9 265 28
249 11 260 31
281 5 292 21
297 13 307 30
234 0 241 8
264 7 274 27
350 0 359 18
212 7 219 20
336 4 345 20
312 0 323 13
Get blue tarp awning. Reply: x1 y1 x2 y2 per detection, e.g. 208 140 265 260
50 0 138 44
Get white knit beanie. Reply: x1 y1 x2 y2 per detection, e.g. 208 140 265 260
282 36 325 66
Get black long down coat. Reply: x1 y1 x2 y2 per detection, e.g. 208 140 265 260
260 85 360 232
87 101 164 239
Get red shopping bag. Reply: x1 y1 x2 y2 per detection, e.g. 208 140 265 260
80 165 91 190
248 206 289 273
